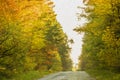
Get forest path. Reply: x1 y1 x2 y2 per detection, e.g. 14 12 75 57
39 71 95 80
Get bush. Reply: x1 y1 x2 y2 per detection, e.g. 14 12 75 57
87 69 120 80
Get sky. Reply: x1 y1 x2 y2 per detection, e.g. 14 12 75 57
52 0 86 65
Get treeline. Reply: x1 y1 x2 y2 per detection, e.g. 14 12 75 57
0 0 72 79
75 0 120 79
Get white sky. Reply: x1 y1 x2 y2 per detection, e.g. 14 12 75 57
52 0 86 65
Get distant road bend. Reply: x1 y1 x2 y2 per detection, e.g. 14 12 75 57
39 71 95 80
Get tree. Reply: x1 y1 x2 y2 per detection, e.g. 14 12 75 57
0 0 30 77
0 0 72 79
75 0 120 72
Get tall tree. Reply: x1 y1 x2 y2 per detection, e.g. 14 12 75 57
0 0 72 79
75 0 120 72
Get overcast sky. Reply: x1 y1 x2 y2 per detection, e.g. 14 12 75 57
52 0 86 65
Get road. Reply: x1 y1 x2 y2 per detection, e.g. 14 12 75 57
39 71 95 80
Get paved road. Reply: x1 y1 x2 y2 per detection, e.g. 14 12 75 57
39 71 95 80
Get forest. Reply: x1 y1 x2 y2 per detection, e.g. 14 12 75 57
0 0 120 80
0 0 72 80
75 0 120 80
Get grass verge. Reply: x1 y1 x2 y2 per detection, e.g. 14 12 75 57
86 69 120 80
14 71 50 80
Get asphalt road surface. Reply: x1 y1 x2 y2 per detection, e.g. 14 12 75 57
39 71 95 80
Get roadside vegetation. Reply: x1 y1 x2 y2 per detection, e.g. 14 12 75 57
87 69 120 80
0 0 72 80
75 0 120 80
9 71 49 80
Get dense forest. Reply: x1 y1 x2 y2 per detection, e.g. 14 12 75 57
0 0 72 80
75 0 120 80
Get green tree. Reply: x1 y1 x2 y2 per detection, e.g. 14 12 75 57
75 0 120 72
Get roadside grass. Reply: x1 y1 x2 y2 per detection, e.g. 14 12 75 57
13 71 50 80
87 69 120 80
0 71 50 80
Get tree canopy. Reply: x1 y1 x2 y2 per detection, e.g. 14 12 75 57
0 0 72 79
75 0 120 73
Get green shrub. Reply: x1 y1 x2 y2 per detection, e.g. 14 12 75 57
87 69 120 80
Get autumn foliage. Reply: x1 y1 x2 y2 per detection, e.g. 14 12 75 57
75 0 120 78
0 0 72 79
